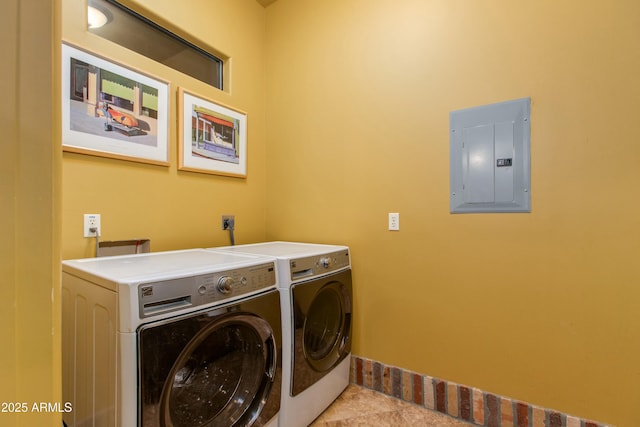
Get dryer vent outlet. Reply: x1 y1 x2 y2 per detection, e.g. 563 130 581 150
222 215 235 230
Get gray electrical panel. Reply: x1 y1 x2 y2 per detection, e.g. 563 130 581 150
450 98 531 213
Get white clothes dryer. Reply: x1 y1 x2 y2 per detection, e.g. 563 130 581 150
212 242 352 427
62 249 282 427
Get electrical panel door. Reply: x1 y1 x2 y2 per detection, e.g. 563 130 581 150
450 98 531 213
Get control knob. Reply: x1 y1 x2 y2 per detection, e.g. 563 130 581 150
217 276 234 294
319 257 332 268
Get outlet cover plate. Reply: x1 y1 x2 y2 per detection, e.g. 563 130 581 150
84 214 101 237
388 213 400 231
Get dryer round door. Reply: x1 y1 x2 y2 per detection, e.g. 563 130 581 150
291 268 353 396
303 281 351 371
139 306 279 427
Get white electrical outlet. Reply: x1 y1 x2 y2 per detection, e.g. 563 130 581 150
388 212 400 231
84 214 101 237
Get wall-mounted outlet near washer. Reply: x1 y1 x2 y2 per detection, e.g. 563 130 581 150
222 215 235 230
84 214 101 237
388 213 400 231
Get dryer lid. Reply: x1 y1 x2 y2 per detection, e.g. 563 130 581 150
213 241 348 258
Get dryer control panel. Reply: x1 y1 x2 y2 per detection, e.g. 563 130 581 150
138 262 276 318
289 249 350 281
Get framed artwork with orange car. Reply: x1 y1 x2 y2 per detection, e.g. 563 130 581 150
62 42 170 166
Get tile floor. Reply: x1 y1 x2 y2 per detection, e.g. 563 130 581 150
310 384 473 426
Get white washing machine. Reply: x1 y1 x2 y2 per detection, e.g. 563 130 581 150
62 249 282 427
212 242 352 427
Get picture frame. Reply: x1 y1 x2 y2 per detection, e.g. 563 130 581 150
178 87 247 177
61 42 170 166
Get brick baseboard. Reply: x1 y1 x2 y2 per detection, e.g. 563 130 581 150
349 355 612 427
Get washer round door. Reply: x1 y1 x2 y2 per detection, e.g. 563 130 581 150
139 291 281 427
291 269 352 396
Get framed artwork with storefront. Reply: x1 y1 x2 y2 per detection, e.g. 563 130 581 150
61 42 170 166
178 87 247 177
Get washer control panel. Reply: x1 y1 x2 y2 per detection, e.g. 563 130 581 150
138 262 276 318
290 249 350 281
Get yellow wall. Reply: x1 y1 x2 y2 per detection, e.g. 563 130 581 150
62 0 269 259
0 0 62 426
46 0 640 426
265 1 640 426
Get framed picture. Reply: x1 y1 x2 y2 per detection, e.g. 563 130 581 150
61 43 170 165
178 87 247 177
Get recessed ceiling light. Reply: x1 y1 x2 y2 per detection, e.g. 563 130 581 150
88 6 108 29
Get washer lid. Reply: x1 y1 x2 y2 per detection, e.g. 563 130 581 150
62 249 274 285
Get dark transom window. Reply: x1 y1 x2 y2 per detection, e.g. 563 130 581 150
88 0 223 89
